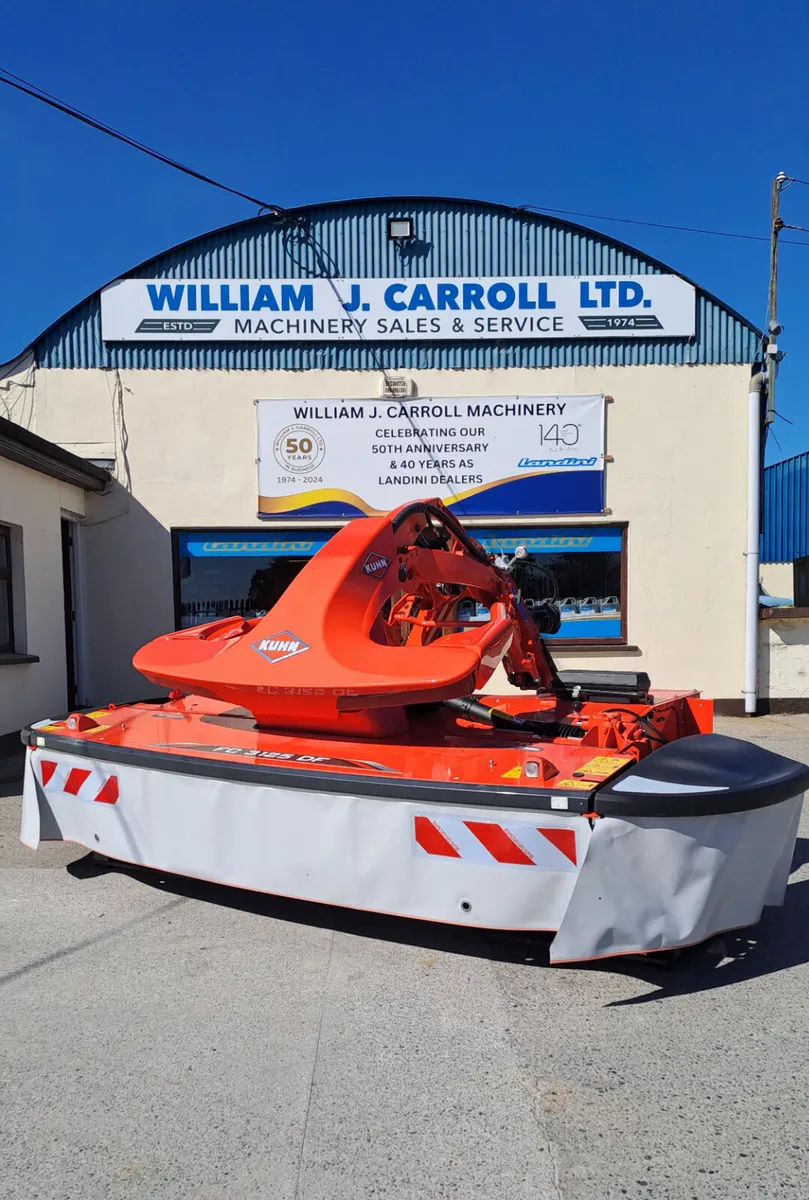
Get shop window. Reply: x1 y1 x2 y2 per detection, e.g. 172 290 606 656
173 524 625 646
174 532 335 629
466 526 626 644
0 524 14 653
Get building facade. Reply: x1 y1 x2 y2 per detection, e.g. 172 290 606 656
0 416 109 744
0 197 765 711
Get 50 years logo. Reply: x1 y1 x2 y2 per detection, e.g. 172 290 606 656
273 424 326 474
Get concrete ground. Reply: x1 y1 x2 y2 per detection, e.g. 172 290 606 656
1 715 809 1200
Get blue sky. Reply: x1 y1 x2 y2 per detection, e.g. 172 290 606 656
2 0 808 463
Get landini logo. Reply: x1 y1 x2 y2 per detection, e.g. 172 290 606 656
517 456 598 469
251 631 310 665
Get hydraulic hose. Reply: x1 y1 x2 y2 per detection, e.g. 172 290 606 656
443 696 584 740
391 501 491 566
444 696 512 728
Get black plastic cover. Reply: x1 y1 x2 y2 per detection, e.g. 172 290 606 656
596 733 809 818
557 670 651 704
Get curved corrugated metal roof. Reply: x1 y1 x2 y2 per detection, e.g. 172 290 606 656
17 195 763 371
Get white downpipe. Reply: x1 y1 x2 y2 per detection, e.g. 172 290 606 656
744 373 767 715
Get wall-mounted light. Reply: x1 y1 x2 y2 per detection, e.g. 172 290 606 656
388 217 413 240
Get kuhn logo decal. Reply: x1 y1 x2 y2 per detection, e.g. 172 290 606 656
251 630 310 664
361 552 391 579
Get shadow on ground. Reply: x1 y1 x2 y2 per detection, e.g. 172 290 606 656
68 851 553 966
0 752 25 796
66 837 809 1000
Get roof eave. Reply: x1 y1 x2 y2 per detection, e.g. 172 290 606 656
0 416 111 492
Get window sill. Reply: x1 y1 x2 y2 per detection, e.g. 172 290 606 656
550 642 640 653
0 653 40 666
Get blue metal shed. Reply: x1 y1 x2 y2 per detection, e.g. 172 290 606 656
762 451 809 563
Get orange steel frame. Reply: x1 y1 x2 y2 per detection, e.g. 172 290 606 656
130 499 711 761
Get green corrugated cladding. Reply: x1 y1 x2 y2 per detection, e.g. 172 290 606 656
32 196 762 371
762 452 809 563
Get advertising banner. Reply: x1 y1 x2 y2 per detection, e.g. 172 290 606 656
100 275 695 342
256 395 605 518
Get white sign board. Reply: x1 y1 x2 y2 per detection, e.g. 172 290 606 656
256 395 606 518
101 276 695 341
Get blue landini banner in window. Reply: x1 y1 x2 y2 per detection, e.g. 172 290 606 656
473 527 622 554
180 534 333 558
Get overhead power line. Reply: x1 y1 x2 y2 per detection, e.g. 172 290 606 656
0 66 283 213
3 65 808 249
522 203 809 249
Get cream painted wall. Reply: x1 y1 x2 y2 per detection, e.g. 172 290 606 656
760 561 793 601
0 456 86 736
27 362 752 704
759 618 809 700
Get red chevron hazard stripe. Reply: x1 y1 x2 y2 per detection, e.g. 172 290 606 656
64 767 92 796
463 820 534 865
39 760 119 805
40 759 57 787
93 775 120 805
414 816 461 858
413 814 579 870
538 827 577 865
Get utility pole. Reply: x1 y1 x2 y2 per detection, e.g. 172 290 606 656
766 172 789 425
